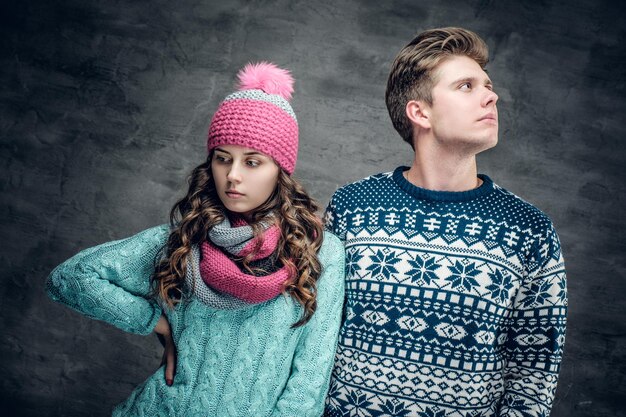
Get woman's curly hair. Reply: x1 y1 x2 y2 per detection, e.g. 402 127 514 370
152 154 324 327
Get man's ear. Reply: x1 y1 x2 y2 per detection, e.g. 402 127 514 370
406 100 431 130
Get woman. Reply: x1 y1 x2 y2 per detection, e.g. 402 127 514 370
46 62 345 416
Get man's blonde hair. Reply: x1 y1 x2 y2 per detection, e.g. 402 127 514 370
385 27 489 147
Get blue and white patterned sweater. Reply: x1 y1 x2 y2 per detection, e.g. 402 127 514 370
323 167 567 417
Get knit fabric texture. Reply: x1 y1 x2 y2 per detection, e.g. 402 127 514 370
323 167 567 417
185 244 250 310
199 239 290 304
46 225 346 417
207 62 299 174
208 216 281 259
199 215 288 304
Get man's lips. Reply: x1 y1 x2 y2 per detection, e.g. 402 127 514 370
478 113 497 122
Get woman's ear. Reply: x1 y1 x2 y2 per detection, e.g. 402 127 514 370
406 100 431 130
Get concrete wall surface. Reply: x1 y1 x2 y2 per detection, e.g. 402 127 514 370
1 0 625 416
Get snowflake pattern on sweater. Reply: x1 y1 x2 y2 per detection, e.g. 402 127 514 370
323 167 567 417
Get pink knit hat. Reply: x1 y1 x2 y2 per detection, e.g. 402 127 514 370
207 62 298 174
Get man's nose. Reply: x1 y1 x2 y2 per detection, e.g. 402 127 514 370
483 88 498 107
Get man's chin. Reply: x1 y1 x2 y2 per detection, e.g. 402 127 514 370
484 136 499 150
453 136 498 155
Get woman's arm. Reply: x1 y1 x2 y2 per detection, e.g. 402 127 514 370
46 225 170 335
271 232 346 417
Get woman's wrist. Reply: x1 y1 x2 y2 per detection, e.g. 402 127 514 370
154 314 171 336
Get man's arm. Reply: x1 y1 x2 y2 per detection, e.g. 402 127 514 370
499 225 567 417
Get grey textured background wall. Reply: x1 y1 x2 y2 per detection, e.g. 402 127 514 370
1 0 625 416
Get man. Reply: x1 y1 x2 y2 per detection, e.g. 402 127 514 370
324 27 567 417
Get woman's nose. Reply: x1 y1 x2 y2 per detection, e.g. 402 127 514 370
226 164 242 183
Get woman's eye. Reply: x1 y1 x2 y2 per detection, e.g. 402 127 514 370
215 155 230 163
246 160 260 167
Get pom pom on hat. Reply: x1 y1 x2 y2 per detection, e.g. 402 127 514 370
236 62 294 101
207 61 299 174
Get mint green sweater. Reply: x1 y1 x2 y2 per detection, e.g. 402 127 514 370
46 225 345 416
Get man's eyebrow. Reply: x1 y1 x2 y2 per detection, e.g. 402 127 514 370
449 76 493 87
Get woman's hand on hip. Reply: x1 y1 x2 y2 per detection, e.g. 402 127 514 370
154 313 177 386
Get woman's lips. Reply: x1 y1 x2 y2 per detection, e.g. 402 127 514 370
225 190 244 199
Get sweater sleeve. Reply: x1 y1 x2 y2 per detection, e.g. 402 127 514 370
498 224 567 416
45 225 170 335
323 191 347 241
270 232 346 417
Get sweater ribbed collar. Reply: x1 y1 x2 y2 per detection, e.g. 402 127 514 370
392 166 494 202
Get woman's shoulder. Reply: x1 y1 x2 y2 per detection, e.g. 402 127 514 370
94 224 172 256
318 231 345 266
132 224 171 244
312 232 345 302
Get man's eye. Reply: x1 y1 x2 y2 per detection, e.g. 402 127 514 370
459 82 471 91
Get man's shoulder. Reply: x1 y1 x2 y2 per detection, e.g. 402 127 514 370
490 180 556 235
330 170 396 202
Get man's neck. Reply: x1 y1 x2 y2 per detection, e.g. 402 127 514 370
406 139 482 192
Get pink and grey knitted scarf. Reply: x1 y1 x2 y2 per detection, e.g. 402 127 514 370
199 216 290 304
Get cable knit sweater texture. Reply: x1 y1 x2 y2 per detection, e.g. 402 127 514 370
46 225 345 417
